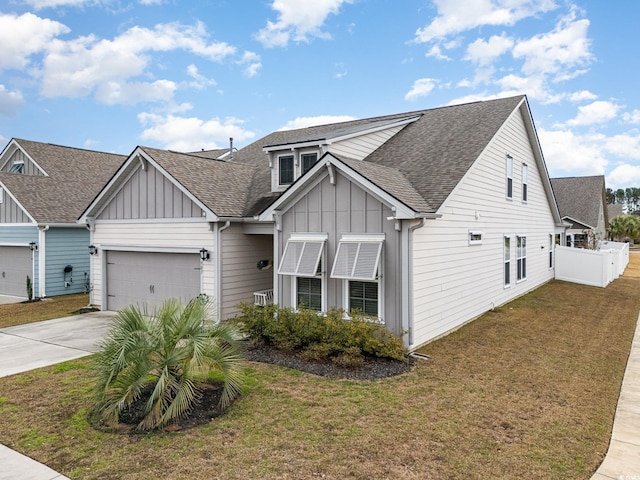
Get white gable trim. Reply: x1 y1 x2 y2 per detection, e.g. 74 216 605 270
79 147 218 223
0 139 48 176
259 153 419 221
0 180 37 224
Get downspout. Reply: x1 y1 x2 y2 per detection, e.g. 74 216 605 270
37 225 49 298
402 218 425 349
215 220 231 322
86 220 94 305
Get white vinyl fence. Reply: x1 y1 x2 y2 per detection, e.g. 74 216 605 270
555 241 630 288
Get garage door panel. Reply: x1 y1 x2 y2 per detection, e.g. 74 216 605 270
106 251 201 312
0 246 32 297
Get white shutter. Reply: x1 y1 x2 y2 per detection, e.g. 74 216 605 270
278 235 326 277
331 237 383 281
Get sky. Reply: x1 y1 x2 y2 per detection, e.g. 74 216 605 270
0 0 638 190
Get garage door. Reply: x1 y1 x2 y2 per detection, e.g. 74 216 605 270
0 246 32 297
106 251 201 312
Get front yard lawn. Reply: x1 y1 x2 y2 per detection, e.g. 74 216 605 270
0 256 639 479
0 293 90 328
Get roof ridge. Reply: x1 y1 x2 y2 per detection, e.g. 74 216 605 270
14 138 125 157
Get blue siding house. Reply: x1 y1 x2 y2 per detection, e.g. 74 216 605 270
0 139 125 298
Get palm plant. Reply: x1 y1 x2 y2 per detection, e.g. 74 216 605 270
92 297 245 431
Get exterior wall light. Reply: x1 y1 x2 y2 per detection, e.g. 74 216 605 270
29 241 38 251
200 248 210 261
88 245 98 255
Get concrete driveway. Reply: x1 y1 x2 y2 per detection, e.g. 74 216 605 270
0 311 116 378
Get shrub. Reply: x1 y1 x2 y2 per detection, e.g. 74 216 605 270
92 297 245 431
236 303 407 366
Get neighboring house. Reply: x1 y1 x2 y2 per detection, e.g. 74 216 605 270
607 203 624 221
550 175 608 249
0 139 125 298
81 95 565 349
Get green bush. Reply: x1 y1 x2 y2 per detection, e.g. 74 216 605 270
236 303 407 365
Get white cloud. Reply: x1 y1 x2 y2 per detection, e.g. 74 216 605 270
0 85 24 116
279 115 357 131
40 21 235 104
186 64 217 90
23 0 90 9
96 79 177 105
405 78 437 101
465 34 514 65
255 0 353 48
414 0 557 43
565 100 619 127
568 90 597 102
608 164 640 189
138 112 256 151
511 10 592 80
425 45 451 60
0 12 69 71
623 109 640 125
238 51 262 78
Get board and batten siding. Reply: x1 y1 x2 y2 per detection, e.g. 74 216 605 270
278 171 403 335
219 224 272 319
328 125 406 160
0 225 38 296
411 106 557 348
0 189 31 224
97 163 204 220
43 227 90 297
90 221 214 308
1 149 45 176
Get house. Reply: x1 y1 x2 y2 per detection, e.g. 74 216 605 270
550 175 608 249
0 139 126 298
80 95 565 349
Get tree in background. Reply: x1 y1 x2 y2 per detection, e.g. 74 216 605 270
608 215 640 242
606 187 640 215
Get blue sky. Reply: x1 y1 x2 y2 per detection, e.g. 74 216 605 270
0 0 638 189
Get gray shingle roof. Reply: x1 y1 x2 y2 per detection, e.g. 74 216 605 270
0 139 126 223
233 95 526 215
550 175 606 229
140 147 258 217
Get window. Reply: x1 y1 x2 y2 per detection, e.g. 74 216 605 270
516 235 526 281
522 164 528 202
506 155 513 199
278 155 294 185
278 234 327 312
9 161 24 174
549 234 553 269
469 231 483 245
349 281 378 316
331 235 384 281
504 236 511 287
297 277 322 311
301 153 318 175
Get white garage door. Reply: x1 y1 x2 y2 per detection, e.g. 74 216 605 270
106 251 201 312
0 246 32 297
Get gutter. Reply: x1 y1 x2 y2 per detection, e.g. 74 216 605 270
215 220 231 322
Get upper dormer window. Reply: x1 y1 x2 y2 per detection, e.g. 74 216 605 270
9 161 24 174
279 155 294 186
301 153 318 175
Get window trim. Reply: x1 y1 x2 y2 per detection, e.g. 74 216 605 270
522 163 528 203
469 230 483 245
0 186 3 204
330 234 384 281
549 234 553 269
504 235 511 288
516 235 527 282
506 154 513 199
278 154 295 186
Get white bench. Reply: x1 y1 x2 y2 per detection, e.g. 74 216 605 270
253 289 274 306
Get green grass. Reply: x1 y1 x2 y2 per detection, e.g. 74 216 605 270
0 256 638 479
